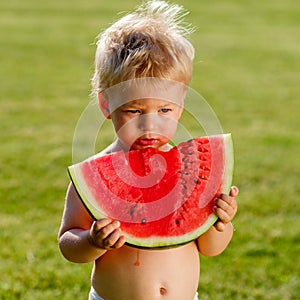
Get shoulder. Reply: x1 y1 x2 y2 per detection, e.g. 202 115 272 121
66 181 79 198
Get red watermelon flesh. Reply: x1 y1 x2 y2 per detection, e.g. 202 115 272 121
68 134 234 248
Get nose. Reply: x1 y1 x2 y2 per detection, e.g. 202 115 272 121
138 113 157 132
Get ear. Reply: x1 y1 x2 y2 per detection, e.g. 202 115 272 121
98 92 111 119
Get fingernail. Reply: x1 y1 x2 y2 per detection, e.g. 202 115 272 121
231 186 238 194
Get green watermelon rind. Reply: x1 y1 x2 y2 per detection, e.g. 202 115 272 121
220 133 234 195
124 213 219 249
68 133 234 248
68 166 107 221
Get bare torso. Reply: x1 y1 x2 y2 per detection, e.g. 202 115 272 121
59 142 236 299
92 242 200 300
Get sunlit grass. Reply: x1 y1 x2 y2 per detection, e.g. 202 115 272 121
1 0 299 299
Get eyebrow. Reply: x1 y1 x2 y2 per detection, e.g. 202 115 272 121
124 99 178 106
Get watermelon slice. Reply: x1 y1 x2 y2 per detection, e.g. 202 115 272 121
68 134 234 248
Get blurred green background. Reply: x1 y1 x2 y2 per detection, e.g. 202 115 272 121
1 0 299 299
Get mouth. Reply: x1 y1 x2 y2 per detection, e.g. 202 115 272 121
135 138 159 147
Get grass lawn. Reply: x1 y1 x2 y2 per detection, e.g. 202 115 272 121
1 0 299 299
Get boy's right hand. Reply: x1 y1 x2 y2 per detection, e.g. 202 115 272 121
88 218 126 250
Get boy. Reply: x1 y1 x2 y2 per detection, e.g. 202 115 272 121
58 1 238 299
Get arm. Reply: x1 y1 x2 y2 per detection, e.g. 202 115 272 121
197 186 238 256
58 182 125 263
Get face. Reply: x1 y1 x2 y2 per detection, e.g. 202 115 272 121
107 98 183 151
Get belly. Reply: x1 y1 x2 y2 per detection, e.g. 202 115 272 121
92 242 200 300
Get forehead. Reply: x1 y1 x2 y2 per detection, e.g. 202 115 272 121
122 98 179 107
104 78 187 111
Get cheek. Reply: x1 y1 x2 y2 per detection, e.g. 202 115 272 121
111 114 131 131
113 117 139 139
159 118 178 137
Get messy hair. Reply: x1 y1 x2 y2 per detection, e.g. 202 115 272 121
92 0 195 93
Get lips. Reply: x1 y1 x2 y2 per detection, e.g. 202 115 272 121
135 138 159 147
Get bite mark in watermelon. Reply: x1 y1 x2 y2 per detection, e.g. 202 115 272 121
68 134 234 248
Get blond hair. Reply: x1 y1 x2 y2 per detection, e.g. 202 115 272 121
92 0 195 93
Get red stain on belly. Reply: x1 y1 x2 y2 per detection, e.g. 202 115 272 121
134 250 140 266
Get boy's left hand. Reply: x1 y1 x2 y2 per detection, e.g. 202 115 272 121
213 186 239 232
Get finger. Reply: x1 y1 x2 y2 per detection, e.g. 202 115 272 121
214 200 233 217
213 206 232 224
93 218 113 232
114 235 126 248
214 220 225 232
230 186 239 197
98 220 121 240
218 194 237 211
103 228 122 248
104 234 126 250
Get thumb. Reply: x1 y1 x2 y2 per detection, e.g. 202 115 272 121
230 186 239 197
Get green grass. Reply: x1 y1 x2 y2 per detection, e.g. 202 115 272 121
1 0 299 299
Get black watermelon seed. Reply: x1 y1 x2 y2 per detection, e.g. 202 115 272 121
129 207 135 217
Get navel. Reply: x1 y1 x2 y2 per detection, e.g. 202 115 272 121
160 287 167 295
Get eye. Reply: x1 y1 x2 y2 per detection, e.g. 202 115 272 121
124 109 141 114
159 108 171 113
